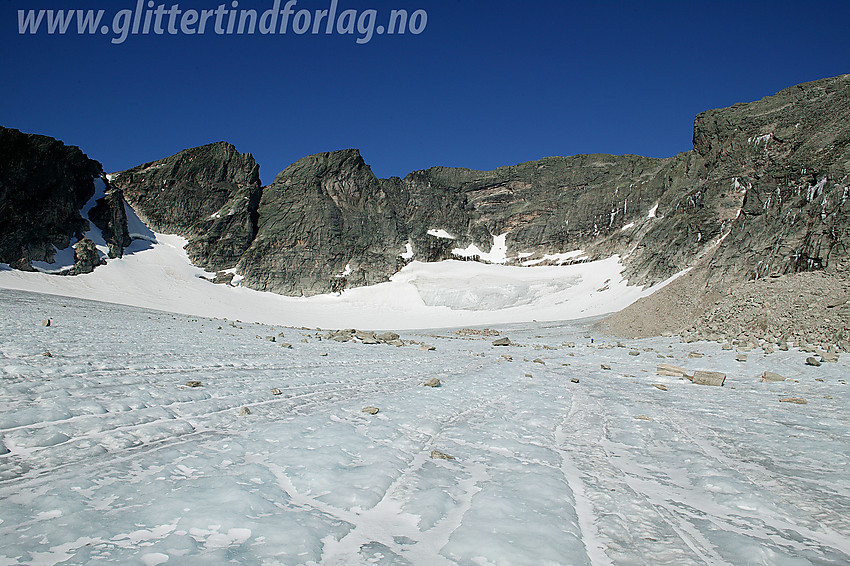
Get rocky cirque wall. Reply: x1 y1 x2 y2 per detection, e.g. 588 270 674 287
237 150 678 296
606 75 850 343
698 76 850 282
109 74 849 298
3 74 848 315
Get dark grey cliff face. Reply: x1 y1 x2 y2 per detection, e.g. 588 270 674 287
110 142 262 271
0 127 103 269
237 150 408 296
569 74 850 288
400 154 671 264
606 74 850 287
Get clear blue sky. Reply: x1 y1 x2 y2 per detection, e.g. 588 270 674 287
2 0 848 185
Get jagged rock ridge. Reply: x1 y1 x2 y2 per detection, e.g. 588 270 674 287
2 74 848 308
231 74 849 296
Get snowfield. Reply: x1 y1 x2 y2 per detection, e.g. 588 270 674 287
0 242 666 331
1 289 849 565
0 199 672 331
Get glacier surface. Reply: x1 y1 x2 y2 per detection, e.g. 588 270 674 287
1 289 848 565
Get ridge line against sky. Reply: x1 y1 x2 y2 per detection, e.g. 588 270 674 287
2 0 849 185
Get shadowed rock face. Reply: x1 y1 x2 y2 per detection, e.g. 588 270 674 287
110 141 262 272
0 127 103 269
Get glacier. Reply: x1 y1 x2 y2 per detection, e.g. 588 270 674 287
1 289 848 565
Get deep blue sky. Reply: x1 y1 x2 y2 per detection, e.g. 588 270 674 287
1 0 848 185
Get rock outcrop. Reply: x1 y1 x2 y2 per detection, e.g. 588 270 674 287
695 76 850 283
0 127 103 269
237 149 408 295
88 179 132 258
65 237 103 275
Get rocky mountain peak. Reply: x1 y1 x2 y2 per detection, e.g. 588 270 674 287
236 148 406 296
110 140 262 271
275 148 366 178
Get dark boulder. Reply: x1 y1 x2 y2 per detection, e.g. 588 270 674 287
64 237 103 275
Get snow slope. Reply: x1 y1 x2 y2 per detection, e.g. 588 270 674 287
1 289 848 565
0 203 674 330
